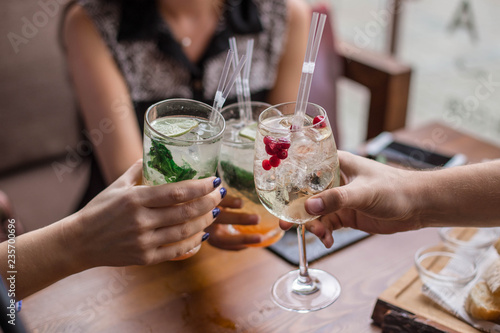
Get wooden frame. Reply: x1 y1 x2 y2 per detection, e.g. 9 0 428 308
338 40 412 140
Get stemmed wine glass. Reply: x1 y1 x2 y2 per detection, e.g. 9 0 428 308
253 101 341 312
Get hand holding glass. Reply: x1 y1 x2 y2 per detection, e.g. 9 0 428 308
143 98 225 259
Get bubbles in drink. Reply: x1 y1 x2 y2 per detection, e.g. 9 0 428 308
254 114 339 223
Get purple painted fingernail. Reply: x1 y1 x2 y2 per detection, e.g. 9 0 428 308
212 207 220 219
202 232 210 242
220 187 227 199
15 300 22 312
213 177 221 188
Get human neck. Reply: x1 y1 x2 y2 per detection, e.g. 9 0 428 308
158 0 223 18
156 0 224 62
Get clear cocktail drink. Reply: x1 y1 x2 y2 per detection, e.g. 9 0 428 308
254 113 340 224
143 98 225 259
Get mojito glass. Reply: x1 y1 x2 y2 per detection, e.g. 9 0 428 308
218 102 284 247
143 98 225 259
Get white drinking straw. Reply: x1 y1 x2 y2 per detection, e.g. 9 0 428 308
229 38 245 106
242 39 254 124
222 54 247 101
210 51 248 124
291 12 327 130
229 38 255 125
211 49 234 123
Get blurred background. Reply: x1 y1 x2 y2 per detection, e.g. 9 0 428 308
322 0 500 150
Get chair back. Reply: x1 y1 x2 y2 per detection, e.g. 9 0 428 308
309 3 343 147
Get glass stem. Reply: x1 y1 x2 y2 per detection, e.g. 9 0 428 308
296 224 313 286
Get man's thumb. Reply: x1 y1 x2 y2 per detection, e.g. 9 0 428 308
305 184 361 215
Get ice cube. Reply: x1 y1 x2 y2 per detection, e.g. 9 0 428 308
288 132 317 167
276 156 307 193
307 156 340 194
279 118 292 128
304 126 330 143
254 162 276 191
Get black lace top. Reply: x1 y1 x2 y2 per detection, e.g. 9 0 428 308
76 0 287 129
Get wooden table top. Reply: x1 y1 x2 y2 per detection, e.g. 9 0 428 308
22 122 500 333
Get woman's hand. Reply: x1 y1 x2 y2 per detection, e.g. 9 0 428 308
205 195 263 251
66 160 225 267
280 151 423 248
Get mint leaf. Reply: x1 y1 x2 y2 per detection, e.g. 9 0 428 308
147 139 197 183
219 161 260 203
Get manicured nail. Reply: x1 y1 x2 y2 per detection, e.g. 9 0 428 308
15 300 22 312
202 232 210 242
212 207 221 219
213 177 221 188
308 198 325 214
220 187 227 199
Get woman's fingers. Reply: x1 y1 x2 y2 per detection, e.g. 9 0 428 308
219 195 243 209
150 231 207 263
137 183 224 232
213 209 259 225
135 176 222 208
205 224 262 251
149 209 216 246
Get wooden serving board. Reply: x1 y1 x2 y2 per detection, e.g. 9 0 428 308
371 265 480 332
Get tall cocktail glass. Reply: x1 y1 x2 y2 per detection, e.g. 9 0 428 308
143 98 225 259
218 102 284 247
254 101 341 312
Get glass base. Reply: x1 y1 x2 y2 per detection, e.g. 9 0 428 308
271 268 341 313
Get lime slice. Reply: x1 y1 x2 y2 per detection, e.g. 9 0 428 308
239 122 257 141
153 118 199 137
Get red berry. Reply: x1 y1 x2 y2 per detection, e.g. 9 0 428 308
263 136 274 145
276 149 288 159
269 155 281 167
265 144 275 155
276 138 291 150
262 159 272 170
313 116 326 128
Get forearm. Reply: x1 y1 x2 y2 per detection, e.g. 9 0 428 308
416 161 500 228
0 214 85 299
